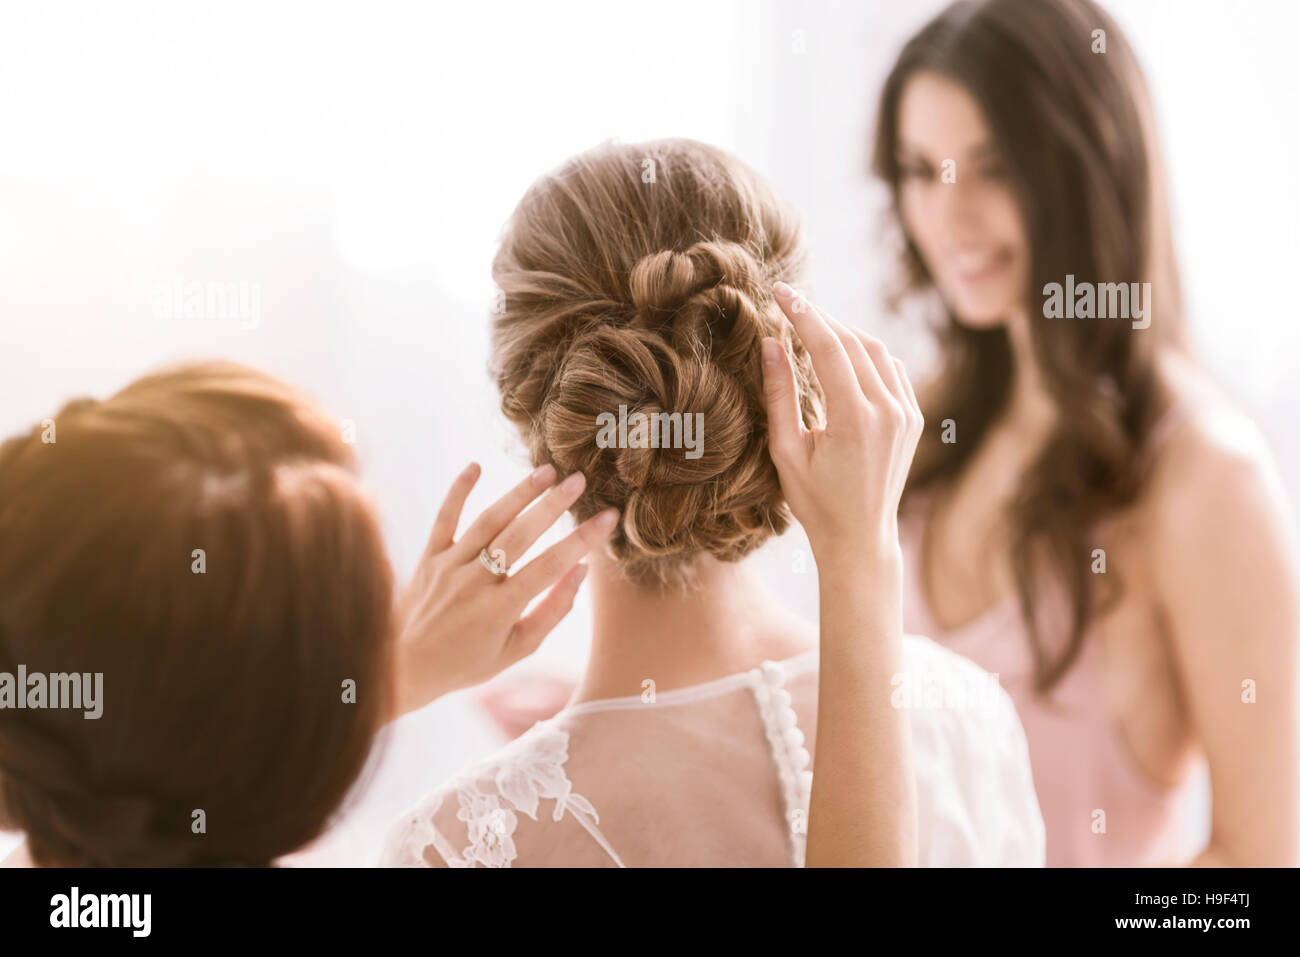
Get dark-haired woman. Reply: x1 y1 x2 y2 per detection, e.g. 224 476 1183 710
874 0 1299 866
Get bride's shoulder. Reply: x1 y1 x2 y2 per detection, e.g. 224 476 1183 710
404 714 578 803
899 632 1004 686
378 716 594 868
900 631 974 669
897 634 1026 742
897 635 1046 865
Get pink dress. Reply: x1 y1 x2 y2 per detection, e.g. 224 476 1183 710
900 416 1207 866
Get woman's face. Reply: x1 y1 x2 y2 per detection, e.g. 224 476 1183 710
895 70 1029 328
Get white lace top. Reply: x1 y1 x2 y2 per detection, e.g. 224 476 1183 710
380 635 1045 867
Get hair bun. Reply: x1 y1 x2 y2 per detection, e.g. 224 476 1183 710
629 241 768 369
491 139 824 588
535 240 786 579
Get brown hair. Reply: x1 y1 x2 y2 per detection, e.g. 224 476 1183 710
0 361 394 866
873 0 1185 691
490 138 824 589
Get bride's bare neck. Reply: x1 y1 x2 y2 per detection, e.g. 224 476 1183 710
568 553 816 707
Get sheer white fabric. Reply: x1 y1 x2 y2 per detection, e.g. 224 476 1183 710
380 635 1045 867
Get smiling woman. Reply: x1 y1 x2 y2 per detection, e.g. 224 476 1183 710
872 0 1300 867
889 77 1031 330
874 0 1184 693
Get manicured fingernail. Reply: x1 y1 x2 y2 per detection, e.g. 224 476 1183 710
761 337 780 366
596 508 619 531
463 461 481 478
773 281 794 299
531 463 556 487
561 470 586 494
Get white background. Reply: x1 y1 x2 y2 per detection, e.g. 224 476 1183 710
1 0 1292 863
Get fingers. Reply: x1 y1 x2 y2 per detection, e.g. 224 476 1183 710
843 330 911 440
893 357 921 416
487 470 588 569
852 329 905 405
893 357 925 448
451 463 557 561
426 461 482 556
774 283 913 417
503 563 590 663
761 337 805 462
819 311 895 409
508 507 619 600
773 282 863 417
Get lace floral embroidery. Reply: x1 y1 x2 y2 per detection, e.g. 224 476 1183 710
456 793 518 867
449 722 602 867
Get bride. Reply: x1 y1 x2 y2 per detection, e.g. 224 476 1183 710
381 138 1044 867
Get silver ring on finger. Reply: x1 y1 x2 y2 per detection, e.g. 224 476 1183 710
478 546 509 578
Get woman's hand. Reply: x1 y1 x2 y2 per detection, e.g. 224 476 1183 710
762 282 922 867
761 282 923 564
390 462 618 719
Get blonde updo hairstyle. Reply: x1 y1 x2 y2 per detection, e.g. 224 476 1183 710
491 139 824 589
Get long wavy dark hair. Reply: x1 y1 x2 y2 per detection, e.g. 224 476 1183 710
874 0 1186 692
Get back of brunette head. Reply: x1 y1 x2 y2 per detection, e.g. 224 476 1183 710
491 138 824 589
0 361 394 866
873 0 1185 690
